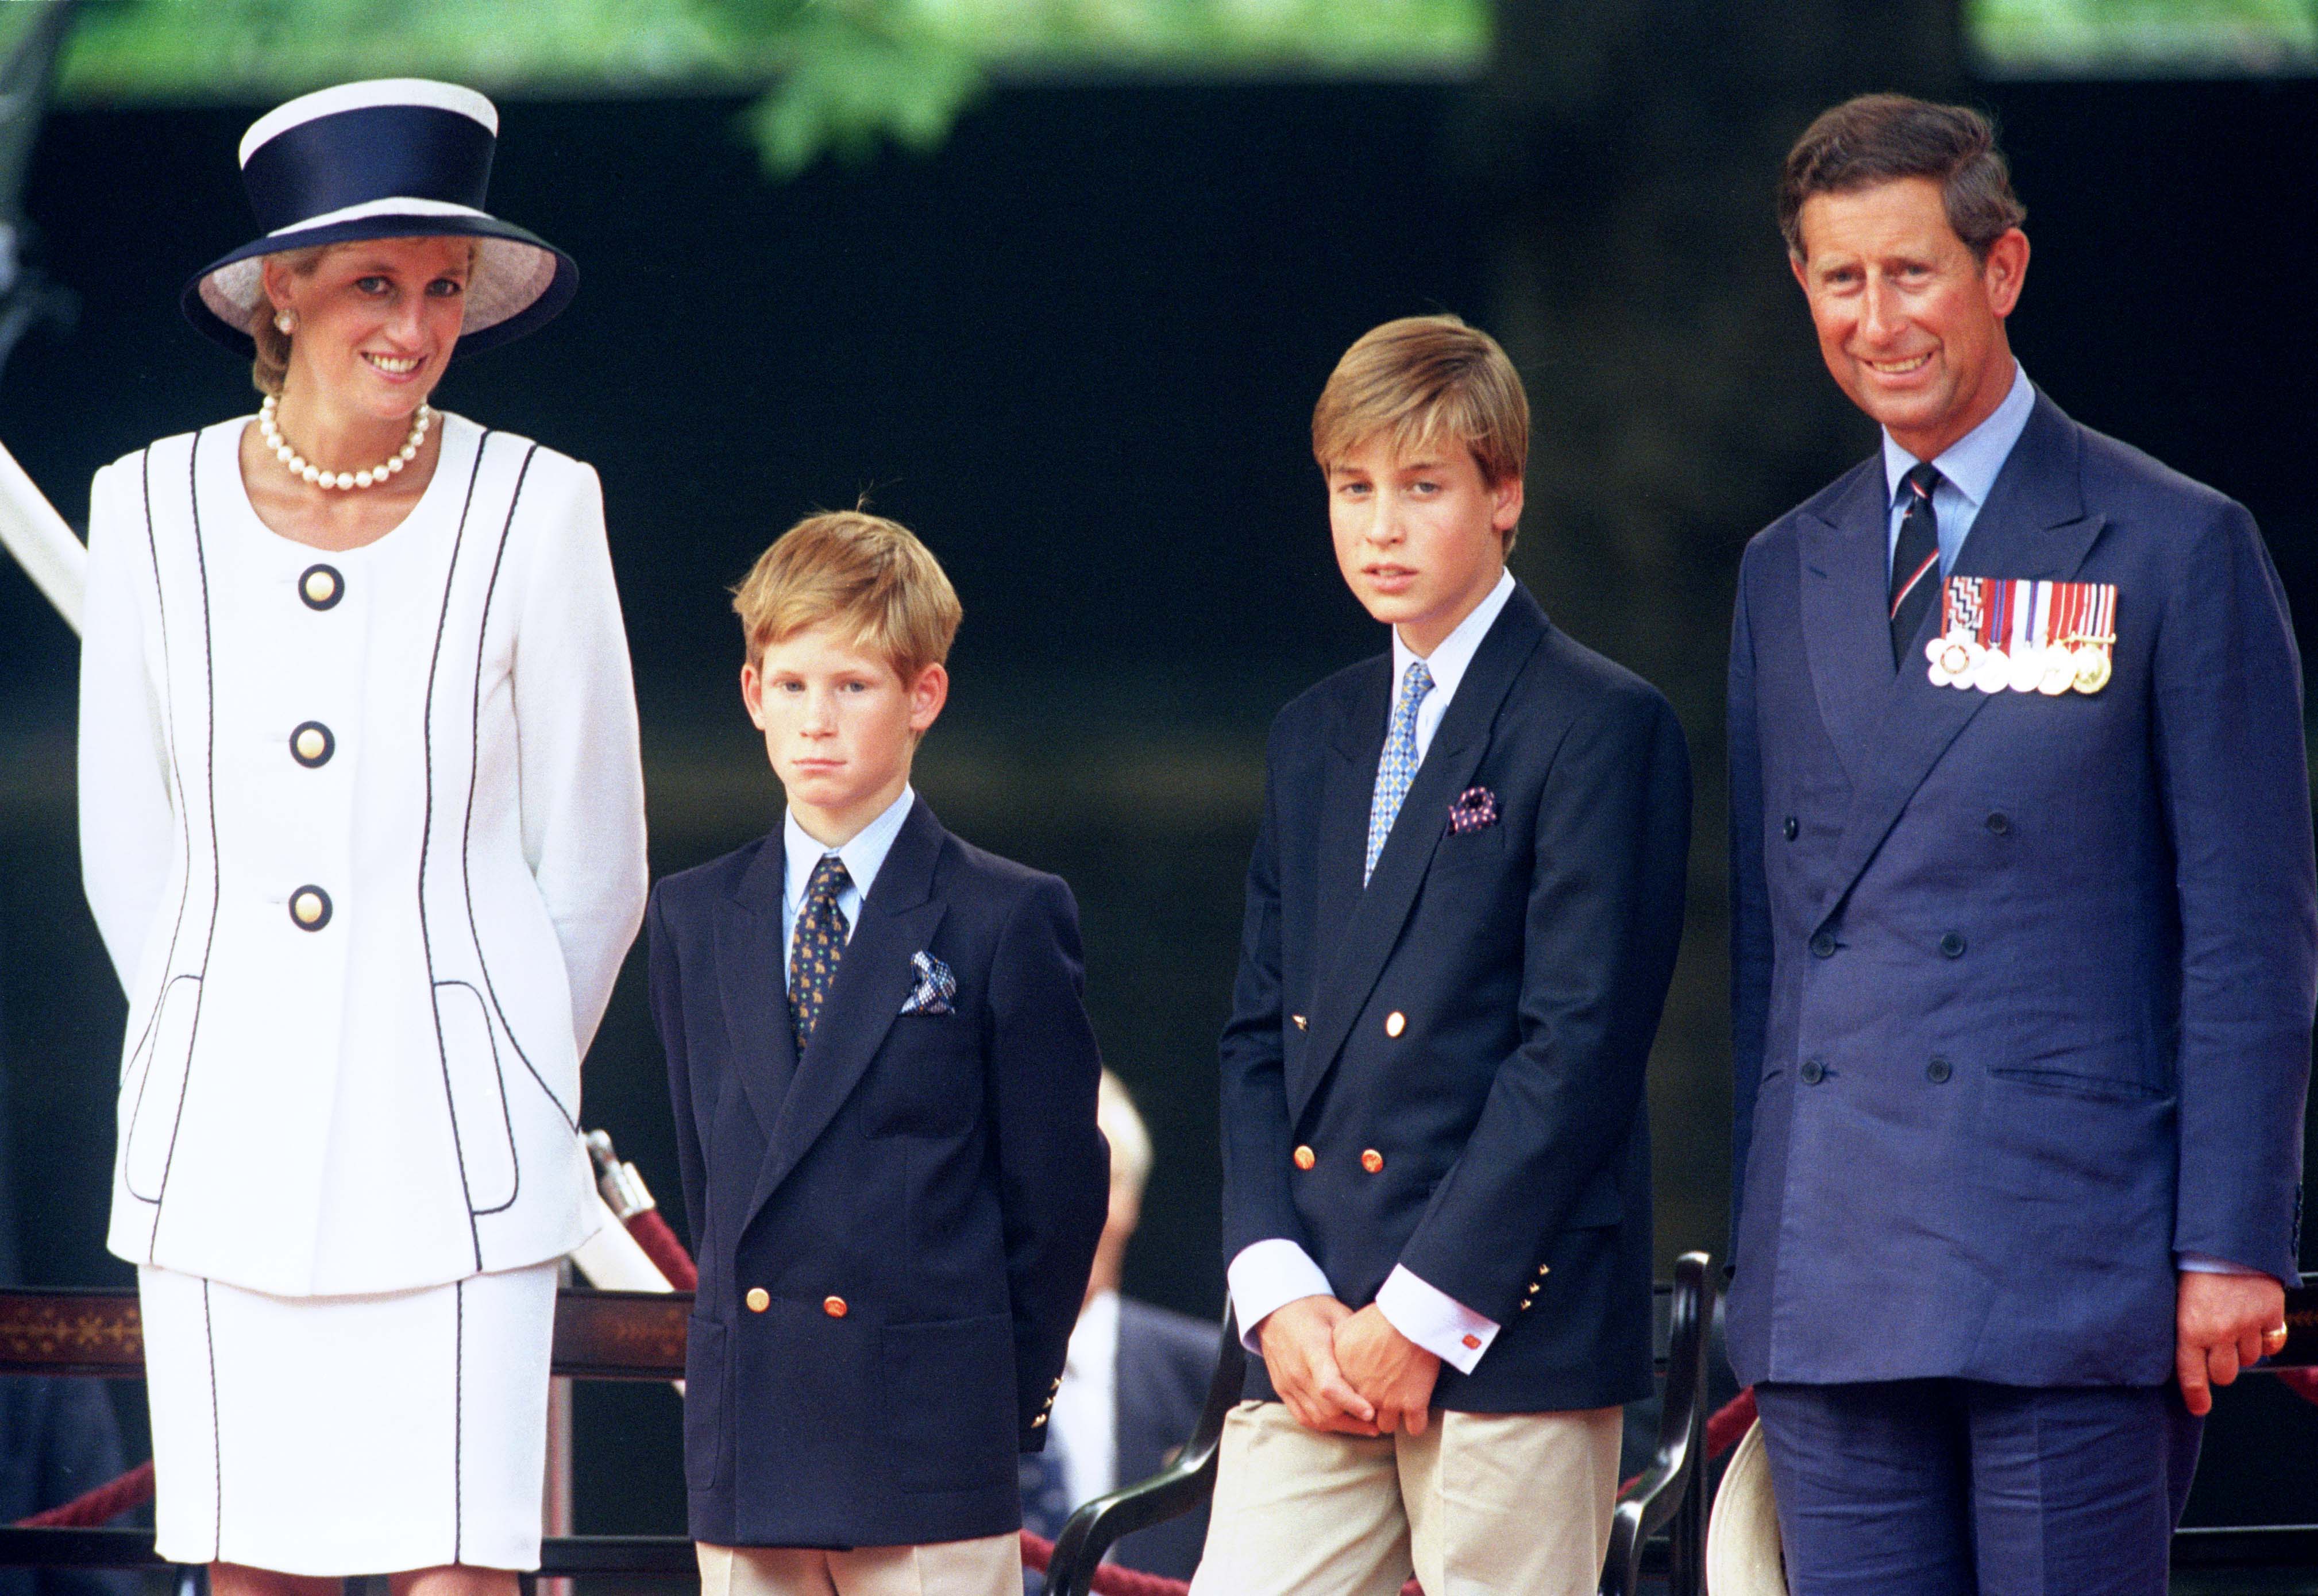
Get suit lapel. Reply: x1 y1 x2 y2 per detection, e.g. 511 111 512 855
1798 459 1899 788
1310 662 1390 988
744 797 948 1228
1293 588 1549 1121
713 837 799 1141
1815 393 2108 926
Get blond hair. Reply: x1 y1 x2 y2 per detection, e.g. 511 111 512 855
1311 314 1530 552
731 509 962 681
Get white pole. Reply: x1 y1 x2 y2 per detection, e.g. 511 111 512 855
0 434 82 635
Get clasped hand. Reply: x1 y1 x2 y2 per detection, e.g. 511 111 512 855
1258 1296 1443 1436
2177 1269 2286 1417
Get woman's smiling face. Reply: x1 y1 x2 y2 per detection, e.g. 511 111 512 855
265 235 473 421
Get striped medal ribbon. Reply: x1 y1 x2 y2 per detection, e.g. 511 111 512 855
1925 577 2116 696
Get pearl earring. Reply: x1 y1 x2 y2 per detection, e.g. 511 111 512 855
274 311 295 335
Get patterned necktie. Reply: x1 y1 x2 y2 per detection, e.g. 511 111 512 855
788 854 852 1052
1889 461 1943 666
1365 659 1434 885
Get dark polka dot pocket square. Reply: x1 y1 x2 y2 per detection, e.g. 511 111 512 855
899 949 958 1015
1447 786 1499 834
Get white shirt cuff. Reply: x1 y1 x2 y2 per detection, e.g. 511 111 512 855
1376 1265 1499 1375
1227 1239 1337 1353
2177 1252 2263 1276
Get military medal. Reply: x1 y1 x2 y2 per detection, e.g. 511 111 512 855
1935 576 2116 697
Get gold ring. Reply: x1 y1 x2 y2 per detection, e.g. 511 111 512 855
2264 1325 2290 1347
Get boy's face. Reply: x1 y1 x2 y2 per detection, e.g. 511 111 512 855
1326 435 1521 657
741 623 948 845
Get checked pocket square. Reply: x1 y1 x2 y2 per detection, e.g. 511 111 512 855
900 950 957 1015
1447 786 1499 834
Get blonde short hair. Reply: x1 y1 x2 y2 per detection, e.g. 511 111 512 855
731 509 962 681
1097 1069 1153 1200
1311 314 1530 551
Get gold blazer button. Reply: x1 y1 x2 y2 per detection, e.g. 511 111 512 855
1360 1149 1384 1174
1385 1011 1406 1038
823 1295 849 1319
745 1288 770 1313
1293 1145 1316 1170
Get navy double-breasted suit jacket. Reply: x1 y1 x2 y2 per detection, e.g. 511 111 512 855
649 797 1109 1548
1727 390 2317 1390
1220 584 1691 1413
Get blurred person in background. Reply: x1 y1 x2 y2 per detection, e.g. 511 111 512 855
1021 1071 1217 1586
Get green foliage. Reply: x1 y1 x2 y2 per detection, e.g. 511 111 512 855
52 0 1487 178
1972 0 2318 72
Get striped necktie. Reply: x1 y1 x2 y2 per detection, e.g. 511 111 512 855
788 854 851 1052
1889 461 1943 666
1366 659 1434 885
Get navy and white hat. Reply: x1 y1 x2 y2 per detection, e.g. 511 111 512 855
182 79 577 360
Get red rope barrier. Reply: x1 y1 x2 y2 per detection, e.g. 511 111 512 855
624 1206 699 1292
14 1459 153 1528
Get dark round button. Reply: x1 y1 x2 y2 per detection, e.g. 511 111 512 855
1783 816 1799 841
1985 812 2012 836
290 721 334 768
1800 1058 1826 1085
1926 1057 1953 1084
299 564 344 611
1939 931 1966 959
1810 930 1837 959
288 886 333 931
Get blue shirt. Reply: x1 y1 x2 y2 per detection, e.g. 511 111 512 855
780 785 916 992
1882 360 2035 581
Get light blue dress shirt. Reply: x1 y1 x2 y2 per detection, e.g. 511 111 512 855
779 785 916 992
1881 360 2035 582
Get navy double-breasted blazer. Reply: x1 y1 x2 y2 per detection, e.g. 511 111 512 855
1220 584 1691 1413
649 797 1109 1548
1727 390 2317 1389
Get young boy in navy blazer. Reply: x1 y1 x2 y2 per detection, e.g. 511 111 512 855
1194 316 1691 1596
648 511 1109 1596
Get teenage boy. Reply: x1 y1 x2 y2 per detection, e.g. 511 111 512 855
648 511 1109 1596
1196 315 1691 1596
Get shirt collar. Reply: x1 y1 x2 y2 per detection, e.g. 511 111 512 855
1391 569 1517 701
1883 360 2035 512
784 785 916 916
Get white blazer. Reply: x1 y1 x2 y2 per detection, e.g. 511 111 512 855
78 414 647 1296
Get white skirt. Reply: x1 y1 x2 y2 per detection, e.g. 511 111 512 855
138 1261 558 1574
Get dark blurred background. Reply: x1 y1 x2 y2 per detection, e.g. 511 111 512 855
1 0 2315 1555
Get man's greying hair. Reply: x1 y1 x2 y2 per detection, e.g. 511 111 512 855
1779 94 2027 262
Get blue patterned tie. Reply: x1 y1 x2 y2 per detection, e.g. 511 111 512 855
1365 659 1434 884
789 854 851 1051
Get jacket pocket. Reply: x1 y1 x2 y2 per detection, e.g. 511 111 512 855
882 1312 1018 1492
124 975 202 1201
1990 1066 2169 1106
434 981 518 1213
683 1314 727 1490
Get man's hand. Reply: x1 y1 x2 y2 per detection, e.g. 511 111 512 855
1332 1303 1441 1435
1257 1296 1380 1436
2177 1269 2286 1417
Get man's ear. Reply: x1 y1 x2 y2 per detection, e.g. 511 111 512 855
1983 227 2030 318
1491 474 1525 535
908 662 950 734
740 661 767 731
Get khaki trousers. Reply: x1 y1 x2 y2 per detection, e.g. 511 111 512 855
1189 1400 1623 1596
696 1534 1021 1596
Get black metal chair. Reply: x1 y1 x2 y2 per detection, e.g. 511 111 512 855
1044 1250 1714 1596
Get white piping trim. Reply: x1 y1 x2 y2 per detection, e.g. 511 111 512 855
241 79 497 168
265 197 494 238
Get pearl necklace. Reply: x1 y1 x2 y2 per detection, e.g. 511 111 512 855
258 394 431 491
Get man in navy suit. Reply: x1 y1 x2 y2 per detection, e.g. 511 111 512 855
651 511 1108 1596
1727 95 2316 1593
1195 315 1691 1595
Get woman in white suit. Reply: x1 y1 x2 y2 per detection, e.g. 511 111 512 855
76 79 646 1596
